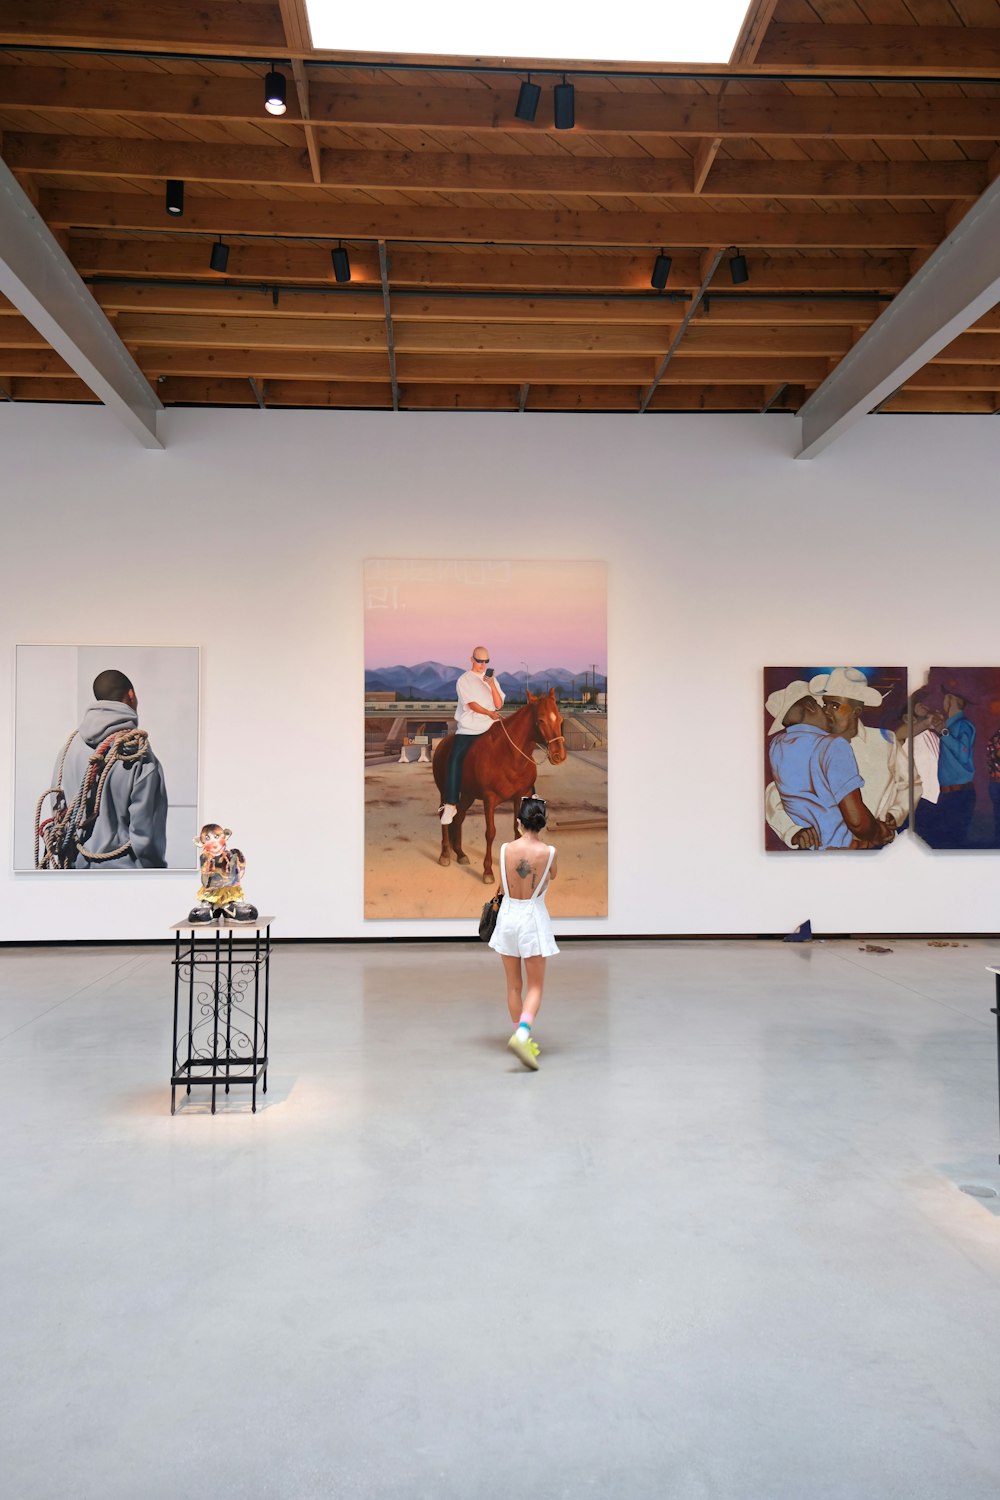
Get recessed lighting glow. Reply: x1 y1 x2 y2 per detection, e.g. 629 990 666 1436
305 1 754 65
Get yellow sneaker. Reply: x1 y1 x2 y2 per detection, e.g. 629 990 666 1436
508 1031 540 1071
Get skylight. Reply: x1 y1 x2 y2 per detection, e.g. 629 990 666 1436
304 2 754 66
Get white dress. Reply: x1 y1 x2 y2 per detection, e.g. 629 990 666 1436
488 843 560 959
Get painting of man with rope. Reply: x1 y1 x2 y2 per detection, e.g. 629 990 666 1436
14 645 199 872
365 559 607 920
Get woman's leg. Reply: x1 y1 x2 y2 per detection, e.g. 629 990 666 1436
521 956 546 1026
507 955 545 1070
501 953 523 1025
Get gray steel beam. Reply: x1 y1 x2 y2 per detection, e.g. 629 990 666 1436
639 249 725 414
797 174 1000 458
0 157 162 447
378 240 399 412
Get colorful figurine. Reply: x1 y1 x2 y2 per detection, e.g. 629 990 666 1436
188 823 259 923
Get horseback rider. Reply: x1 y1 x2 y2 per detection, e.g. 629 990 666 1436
439 646 505 825
40 668 168 868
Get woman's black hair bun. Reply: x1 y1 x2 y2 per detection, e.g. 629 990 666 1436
518 797 548 831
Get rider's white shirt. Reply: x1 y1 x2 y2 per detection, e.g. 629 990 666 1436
454 670 505 734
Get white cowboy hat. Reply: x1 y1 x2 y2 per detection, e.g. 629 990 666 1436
808 666 883 707
765 679 816 736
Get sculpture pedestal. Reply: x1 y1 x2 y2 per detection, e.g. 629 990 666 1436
170 916 273 1115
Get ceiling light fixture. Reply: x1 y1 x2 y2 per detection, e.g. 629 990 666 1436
165 180 184 216
515 75 541 123
554 76 575 131
729 250 749 285
264 63 288 116
331 244 352 283
209 236 230 273
651 250 672 291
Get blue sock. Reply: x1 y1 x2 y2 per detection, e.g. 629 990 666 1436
515 1020 531 1040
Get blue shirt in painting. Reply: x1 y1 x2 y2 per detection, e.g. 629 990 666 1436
938 712 975 786
768 723 864 849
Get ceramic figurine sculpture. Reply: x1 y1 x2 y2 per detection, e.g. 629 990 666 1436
188 823 259 923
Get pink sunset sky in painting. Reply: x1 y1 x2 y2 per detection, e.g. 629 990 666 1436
365 558 607 672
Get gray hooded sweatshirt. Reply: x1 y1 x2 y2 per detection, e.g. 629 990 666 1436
55 700 168 869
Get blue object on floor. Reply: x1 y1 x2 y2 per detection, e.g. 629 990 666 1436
783 919 812 943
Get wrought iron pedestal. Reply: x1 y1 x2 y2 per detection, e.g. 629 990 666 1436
171 916 273 1114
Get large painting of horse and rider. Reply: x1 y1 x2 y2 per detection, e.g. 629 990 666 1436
13 644 200 872
364 558 608 919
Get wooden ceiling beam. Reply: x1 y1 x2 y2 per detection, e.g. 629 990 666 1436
658 355 830 385
758 24 1000 73
72 236 382 285
135 347 397 380
43 191 945 248
117 311 388 352
264 378 392 406
9 376 97 400
85 282 886 329
5 135 984 201
677 325 852 357
90 282 385 319
278 0 312 53
1 65 998 138
648 384 773 410
156 376 265 405
691 298 884 326
69 237 910 292
0 0 288 57
694 0 779 194
154 376 393 406
398 384 520 411
0 314 49 347
903 364 1000 392
395 322 673 355
933 332 1000 364
0 348 76 374
879 391 997 414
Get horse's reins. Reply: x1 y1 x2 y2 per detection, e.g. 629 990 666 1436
499 716 566 765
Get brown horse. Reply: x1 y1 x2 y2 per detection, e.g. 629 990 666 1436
432 689 567 884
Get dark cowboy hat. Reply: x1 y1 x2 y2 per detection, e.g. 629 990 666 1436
928 672 978 706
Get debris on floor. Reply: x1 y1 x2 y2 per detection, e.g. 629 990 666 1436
927 939 969 947
859 943 893 954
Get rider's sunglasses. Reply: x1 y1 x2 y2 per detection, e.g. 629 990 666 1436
473 656 489 664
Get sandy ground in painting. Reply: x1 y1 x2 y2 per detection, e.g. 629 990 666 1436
365 751 608 919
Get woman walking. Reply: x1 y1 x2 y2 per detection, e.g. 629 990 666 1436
488 797 559 1070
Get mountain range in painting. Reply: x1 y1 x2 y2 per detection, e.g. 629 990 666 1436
365 660 607 698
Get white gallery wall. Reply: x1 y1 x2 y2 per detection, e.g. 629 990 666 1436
0 403 997 942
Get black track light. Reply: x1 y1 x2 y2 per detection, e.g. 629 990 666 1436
729 250 749 285
554 76 575 131
165 179 184 216
651 250 672 291
515 76 541 123
331 244 351 283
264 64 287 116
209 236 229 273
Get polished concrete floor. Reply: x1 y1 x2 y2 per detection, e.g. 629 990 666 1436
3 937 1000 1500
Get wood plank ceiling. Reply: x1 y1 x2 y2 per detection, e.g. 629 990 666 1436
1 0 999 416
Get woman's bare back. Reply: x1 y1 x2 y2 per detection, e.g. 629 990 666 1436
503 836 557 901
